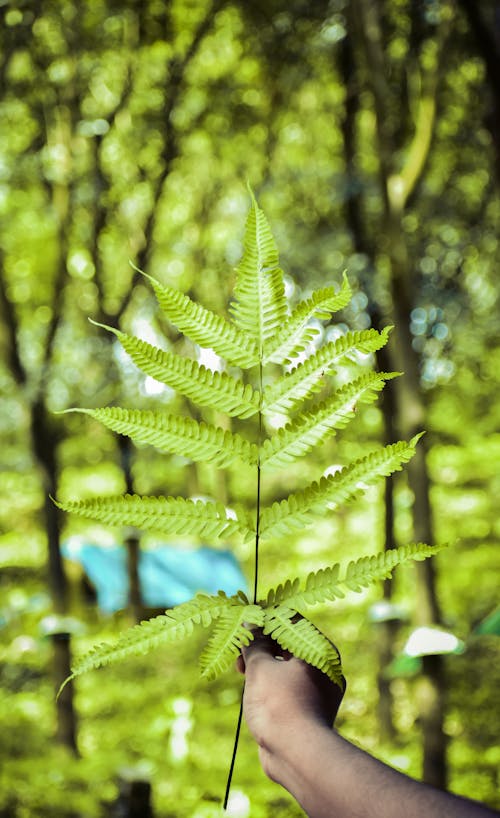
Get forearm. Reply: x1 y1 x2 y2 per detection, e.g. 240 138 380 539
263 721 498 818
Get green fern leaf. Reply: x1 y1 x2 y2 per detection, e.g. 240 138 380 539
90 321 260 419
260 434 423 538
262 606 343 685
262 327 392 415
58 592 235 695
343 543 445 592
65 408 258 468
230 190 287 355
54 495 254 542
263 543 445 610
261 372 399 468
144 274 259 368
264 577 302 608
264 273 352 365
199 603 264 680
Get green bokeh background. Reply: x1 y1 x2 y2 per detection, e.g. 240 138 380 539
1 1 499 815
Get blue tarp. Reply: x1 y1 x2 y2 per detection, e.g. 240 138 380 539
62 539 247 613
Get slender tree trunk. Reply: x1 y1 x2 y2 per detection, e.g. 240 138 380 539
125 532 144 624
117 433 145 623
53 632 78 753
346 0 449 786
376 372 399 741
339 26 399 738
30 398 79 754
457 0 500 184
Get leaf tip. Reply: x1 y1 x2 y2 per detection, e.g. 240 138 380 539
88 317 119 336
56 674 74 701
245 179 256 201
410 430 426 447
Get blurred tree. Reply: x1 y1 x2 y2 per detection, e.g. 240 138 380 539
457 0 500 182
0 0 224 745
339 0 453 785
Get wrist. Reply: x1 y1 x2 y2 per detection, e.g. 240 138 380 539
259 714 335 795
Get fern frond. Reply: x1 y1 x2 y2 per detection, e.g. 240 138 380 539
260 434 423 538
264 577 302 608
54 495 254 542
66 408 258 468
230 190 287 355
260 372 399 469
263 543 445 610
264 273 352 365
58 592 235 695
90 321 260 419
144 274 259 368
199 603 264 680
262 327 392 415
262 607 343 685
343 543 445 591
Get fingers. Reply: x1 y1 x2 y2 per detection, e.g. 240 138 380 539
239 631 279 668
237 626 345 699
237 630 294 673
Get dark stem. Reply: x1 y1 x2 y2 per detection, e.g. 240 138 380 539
253 362 263 604
223 363 264 809
253 460 261 604
223 685 245 810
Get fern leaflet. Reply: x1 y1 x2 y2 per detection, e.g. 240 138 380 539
58 592 235 695
54 495 254 542
262 607 343 685
64 407 258 468
230 190 288 355
90 321 260 419
144 273 259 368
262 327 393 416
260 372 399 468
264 273 352 365
199 604 264 679
263 543 446 610
260 435 423 538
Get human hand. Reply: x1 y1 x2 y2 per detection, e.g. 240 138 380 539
237 630 345 783
237 634 500 818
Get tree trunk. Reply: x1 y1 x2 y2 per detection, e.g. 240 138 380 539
31 398 79 754
346 0 449 786
125 532 144 624
384 216 447 790
52 632 78 754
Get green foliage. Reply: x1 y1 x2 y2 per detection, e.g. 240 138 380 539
262 327 394 415
55 494 253 542
1 1 499 812
263 275 352 365
260 371 398 468
89 320 261 419
144 271 260 368
57 194 443 695
229 188 287 354
62 407 259 467
259 435 424 538
60 541 443 697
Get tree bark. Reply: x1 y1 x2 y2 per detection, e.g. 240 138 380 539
52 632 78 754
346 0 450 786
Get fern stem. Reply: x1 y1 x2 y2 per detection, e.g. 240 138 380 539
253 462 261 605
225 366 263 808
253 362 264 604
223 684 245 810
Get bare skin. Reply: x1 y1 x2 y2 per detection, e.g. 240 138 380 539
237 635 499 818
